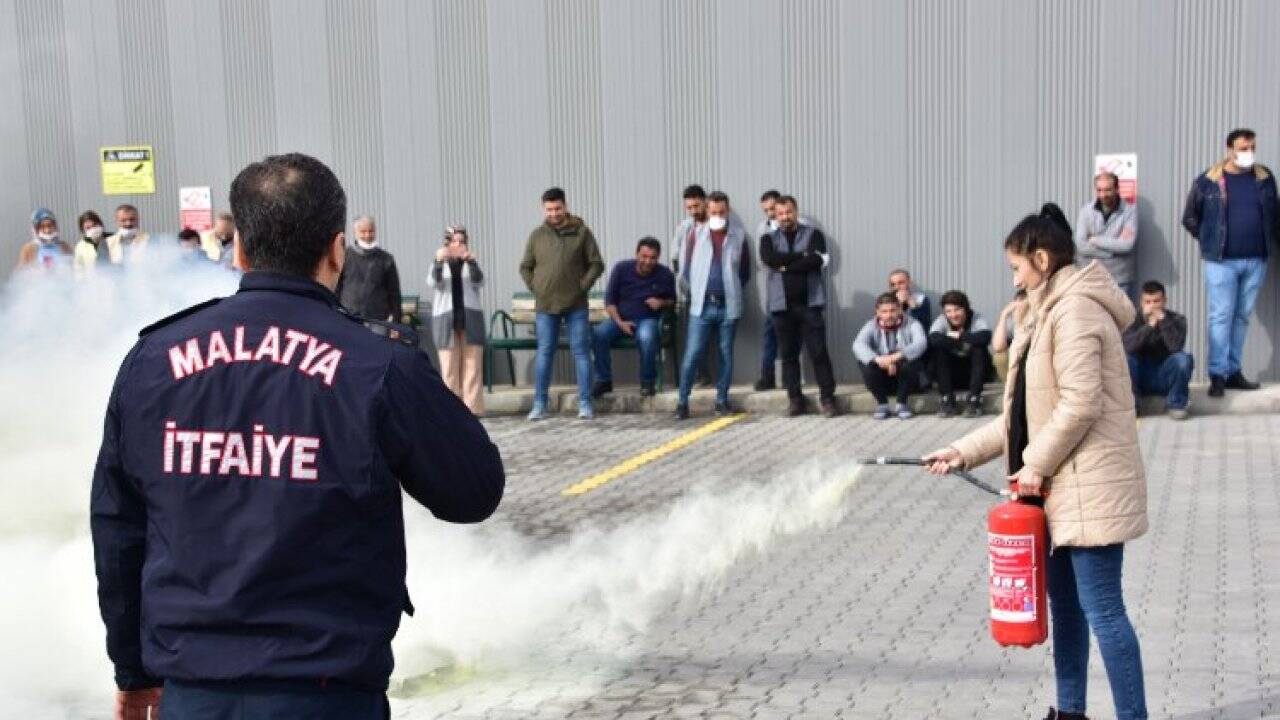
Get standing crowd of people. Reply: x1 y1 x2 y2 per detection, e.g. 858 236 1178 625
13 128 1277 424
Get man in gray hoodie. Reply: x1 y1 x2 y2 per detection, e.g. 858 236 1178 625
853 292 929 419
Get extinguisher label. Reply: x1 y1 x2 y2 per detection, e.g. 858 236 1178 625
988 533 1037 623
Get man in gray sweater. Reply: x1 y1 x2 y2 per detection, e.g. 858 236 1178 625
1075 171 1138 298
853 292 929 420
1124 281 1194 419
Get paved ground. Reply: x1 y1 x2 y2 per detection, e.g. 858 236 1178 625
391 412 1280 720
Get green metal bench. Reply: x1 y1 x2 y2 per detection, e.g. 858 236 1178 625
484 291 679 392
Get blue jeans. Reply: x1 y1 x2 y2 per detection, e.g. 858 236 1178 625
1203 257 1267 377
678 303 736 405
593 317 660 386
761 313 778 376
1127 352 1194 410
1048 543 1147 720
535 308 592 408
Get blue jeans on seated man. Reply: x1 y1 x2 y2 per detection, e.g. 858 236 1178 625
534 308 592 410
678 302 736 405
1048 543 1148 720
593 316 660 387
1203 257 1267 377
1127 352 1193 410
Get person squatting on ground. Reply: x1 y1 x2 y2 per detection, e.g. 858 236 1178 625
1123 280 1193 420
592 236 676 399
91 152 505 720
759 194 839 418
1182 127 1277 398
675 191 750 420
520 186 605 420
927 290 993 418
428 224 487 416
852 292 928 420
925 203 1149 720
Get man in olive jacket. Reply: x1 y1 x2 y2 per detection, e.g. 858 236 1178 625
519 187 605 420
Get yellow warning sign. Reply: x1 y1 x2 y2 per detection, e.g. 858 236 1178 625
100 146 155 195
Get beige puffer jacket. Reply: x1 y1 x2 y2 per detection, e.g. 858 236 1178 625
951 261 1147 547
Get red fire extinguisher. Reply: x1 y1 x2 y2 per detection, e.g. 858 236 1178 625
987 482 1048 647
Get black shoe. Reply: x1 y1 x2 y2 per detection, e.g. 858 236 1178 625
938 395 958 417
1042 708 1089 720
639 384 656 398
787 397 806 417
591 380 612 399
963 395 984 418
1225 371 1261 391
1209 375 1225 398
674 403 689 420
821 399 840 418
753 375 777 391
715 401 732 417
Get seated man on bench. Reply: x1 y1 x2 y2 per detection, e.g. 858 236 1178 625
593 237 676 398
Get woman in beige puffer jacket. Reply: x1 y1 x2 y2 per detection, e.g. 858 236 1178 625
926 205 1148 720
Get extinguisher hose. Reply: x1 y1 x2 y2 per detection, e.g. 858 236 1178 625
859 456 1002 496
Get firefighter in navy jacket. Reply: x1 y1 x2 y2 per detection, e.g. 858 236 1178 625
91 153 505 719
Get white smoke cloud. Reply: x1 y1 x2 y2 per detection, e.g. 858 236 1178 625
0 249 860 717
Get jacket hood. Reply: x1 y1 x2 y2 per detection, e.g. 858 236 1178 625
547 214 583 235
1032 261 1135 332
1206 158 1271 182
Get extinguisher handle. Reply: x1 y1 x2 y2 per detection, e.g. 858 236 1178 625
1008 480 1050 499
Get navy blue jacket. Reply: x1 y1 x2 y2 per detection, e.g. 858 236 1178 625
1181 161 1279 261
91 271 504 691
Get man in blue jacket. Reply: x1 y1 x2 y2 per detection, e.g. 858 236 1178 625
1182 128 1279 397
91 153 505 719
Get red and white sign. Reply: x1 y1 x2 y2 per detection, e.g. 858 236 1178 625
988 533 1037 623
179 186 213 232
1094 153 1138 206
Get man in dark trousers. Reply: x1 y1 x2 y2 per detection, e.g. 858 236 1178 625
1124 280 1194 420
760 195 839 417
91 153 505 719
336 214 403 322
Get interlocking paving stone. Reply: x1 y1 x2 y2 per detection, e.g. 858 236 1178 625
394 413 1280 719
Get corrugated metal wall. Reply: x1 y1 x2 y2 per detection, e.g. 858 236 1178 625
4 0 1280 384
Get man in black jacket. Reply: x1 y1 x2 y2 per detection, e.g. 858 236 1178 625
91 154 504 719
760 195 838 417
1124 280 1194 419
927 290 992 418
336 215 402 322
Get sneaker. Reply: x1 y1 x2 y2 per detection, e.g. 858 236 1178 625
1225 371 1261 391
1041 708 1089 720
591 380 613 399
526 403 548 421
1167 406 1189 420
938 395 957 417
1208 375 1225 398
578 403 594 420
753 375 777 391
674 403 689 420
963 395 984 418
896 404 914 420
787 397 806 417
872 404 890 420
715 400 732 417
639 384 656 398
821 399 840 418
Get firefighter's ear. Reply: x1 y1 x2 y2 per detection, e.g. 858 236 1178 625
330 232 346 271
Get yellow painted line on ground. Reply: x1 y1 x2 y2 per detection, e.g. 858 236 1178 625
560 413 748 496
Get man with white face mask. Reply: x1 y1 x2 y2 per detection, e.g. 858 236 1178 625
14 207 72 271
336 215 402 322
106 204 150 264
674 190 751 419
1182 127 1279 397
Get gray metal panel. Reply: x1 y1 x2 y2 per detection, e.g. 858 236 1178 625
4 0 1279 383
0 0 33 260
